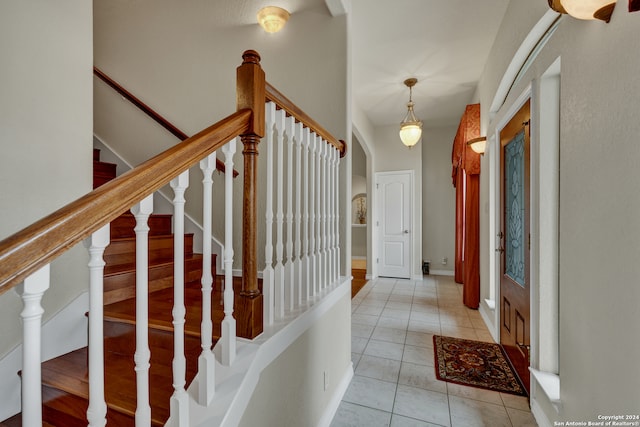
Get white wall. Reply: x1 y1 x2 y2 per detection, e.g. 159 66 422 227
351 137 367 258
352 105 376 276
422 125 457 275
0 0 93 357
93 0 349 274
477 0 640 422
372 125 422 279
238 289 351 427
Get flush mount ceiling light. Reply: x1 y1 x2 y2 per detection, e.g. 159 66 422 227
399 78 423 148
467 136 487 155
548 0 617 22
257 6 290 33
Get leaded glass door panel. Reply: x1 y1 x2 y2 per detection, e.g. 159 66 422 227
499 99 531 393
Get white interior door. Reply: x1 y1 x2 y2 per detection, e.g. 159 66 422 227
377 171 411 279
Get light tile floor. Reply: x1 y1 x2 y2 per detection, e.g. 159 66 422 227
330 275 538 427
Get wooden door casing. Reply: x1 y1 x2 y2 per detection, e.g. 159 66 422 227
499 99 531 393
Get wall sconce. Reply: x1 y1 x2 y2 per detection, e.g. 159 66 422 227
399 78 423 148
548 0 617 22
257 6 290 33
467 136 487 155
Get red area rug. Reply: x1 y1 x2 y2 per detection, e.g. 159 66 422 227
433 335 526 396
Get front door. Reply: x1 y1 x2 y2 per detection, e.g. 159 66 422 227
499 100 531 393
377 171 411 279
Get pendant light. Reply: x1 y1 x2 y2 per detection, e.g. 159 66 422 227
467 136 487 155
399 78 423 148
257 6 290 33
548 0 617 22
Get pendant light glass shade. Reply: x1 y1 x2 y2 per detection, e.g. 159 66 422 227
467 136 486 154
257 6 290 33
399 78 422 147
548 0 616 22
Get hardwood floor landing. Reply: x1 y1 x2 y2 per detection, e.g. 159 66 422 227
351 258 367 298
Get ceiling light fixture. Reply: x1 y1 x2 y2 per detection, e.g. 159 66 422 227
548 0 617 22
467 136 487 155
257 6 290 33
399 78 423 148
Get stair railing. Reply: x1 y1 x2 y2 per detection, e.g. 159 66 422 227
0 49 345 427
93 66 238 178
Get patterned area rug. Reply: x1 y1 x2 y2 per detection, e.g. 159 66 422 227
433 335 526 396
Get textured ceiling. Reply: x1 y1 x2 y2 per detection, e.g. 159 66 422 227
161 0 509 128
199 0 327 26
96 0 509 129
351 0 510 128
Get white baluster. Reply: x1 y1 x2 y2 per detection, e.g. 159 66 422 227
169 171 190 425
285 116 295 310
321 141 329 289
330 147 338 283
131 194 153 427
294 122 304 305
18 264 49 427
328 146 335 283
335 150 341 278
198 153 216 405
221 139 237 366
315 135 323 293
263 102 276 326
86 225 110 427
308 133 317 296
274 109 286 318
302 127 311 300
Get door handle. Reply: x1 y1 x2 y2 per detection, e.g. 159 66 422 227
496 231 504 253
518 343 531 364
403 230 409 234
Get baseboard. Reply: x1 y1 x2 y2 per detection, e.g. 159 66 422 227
478 302 499 343
428 270 454 276
0 292 89 421
317 362 354 427
531 396 553 427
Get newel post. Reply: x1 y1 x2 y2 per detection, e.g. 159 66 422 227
236 50 265 339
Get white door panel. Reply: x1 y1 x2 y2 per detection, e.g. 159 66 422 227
377 172 411 279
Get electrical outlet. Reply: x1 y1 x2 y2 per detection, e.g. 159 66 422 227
323 370 329 391
442 257 448 265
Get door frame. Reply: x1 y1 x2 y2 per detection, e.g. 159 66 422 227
491 85 535 354
375 170 415 279
499 97 531 391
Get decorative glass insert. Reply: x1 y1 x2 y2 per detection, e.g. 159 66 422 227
505 130 525 287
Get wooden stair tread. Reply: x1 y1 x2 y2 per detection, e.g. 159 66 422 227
110 213 174 238
0 417 55 427
41 328 202 426
30 154 222 426
104 234 195 267
104 253 204 276
104 284 223 338
108 233 192 243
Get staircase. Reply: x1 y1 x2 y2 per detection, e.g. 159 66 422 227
0 52 346 427
19 150 222 425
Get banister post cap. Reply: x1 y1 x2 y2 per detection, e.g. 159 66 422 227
242 50 262 65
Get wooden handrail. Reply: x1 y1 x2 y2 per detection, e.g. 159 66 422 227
0 109 251 296
265 82 347 157
94 67 239 177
